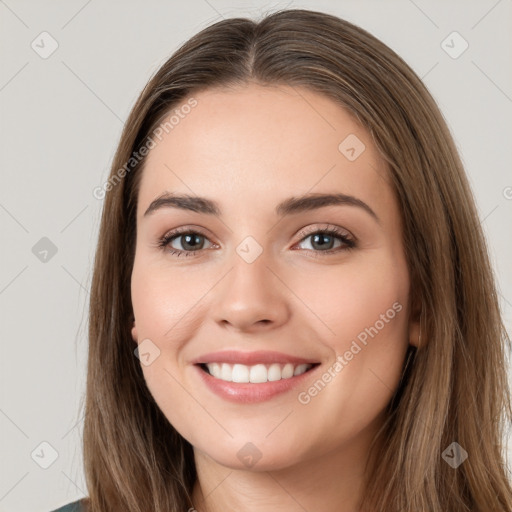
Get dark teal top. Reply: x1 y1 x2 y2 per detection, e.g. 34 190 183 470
50 499 86 512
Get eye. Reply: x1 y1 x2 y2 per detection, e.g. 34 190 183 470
294 225 356 257
157 228 215 257
156 224 356 258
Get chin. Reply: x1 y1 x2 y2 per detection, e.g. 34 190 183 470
193 438 304 472
208 451 297 472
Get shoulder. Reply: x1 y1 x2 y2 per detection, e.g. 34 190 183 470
49 498 88 512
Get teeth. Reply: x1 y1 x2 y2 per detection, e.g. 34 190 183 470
220 363 232 381
249 364 267 383
293 364 310 376
267 363 282 382
232 364 249 383
204 362 313 383
282 363 294 379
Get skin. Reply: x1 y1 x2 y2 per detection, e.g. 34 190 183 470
130 83 420 512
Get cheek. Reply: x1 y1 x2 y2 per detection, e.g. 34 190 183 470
293 254 410 425
292 252 410 401
131 261 206 439
131 258 212 343
291 253 409 347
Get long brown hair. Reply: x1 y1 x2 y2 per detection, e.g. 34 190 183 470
83 8 512 511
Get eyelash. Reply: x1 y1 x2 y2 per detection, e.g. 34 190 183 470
156 225 356 259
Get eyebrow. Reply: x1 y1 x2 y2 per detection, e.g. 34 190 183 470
143 192 380 223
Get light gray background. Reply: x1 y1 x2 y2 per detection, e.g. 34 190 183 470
1 1 511 510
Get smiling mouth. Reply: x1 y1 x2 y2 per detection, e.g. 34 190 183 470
198 362 320 384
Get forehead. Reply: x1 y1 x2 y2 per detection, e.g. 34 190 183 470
136 83 395 221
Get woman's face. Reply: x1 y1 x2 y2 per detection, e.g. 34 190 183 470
130 83 418 471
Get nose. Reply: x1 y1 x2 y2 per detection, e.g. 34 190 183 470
212 252 291 333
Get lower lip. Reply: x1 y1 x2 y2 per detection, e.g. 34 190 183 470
194 364 320 404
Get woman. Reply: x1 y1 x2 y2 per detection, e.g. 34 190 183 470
52 8 512 512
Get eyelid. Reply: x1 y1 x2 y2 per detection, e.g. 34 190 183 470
160 225 216 243
161 223 353 243
157 226 217 252
157 223 356 257
295 223 353 241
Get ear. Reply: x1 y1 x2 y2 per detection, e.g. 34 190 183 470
131 317 138 343
408 317 421 348
408 294 423 348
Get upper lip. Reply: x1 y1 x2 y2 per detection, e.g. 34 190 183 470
192 350 320 366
